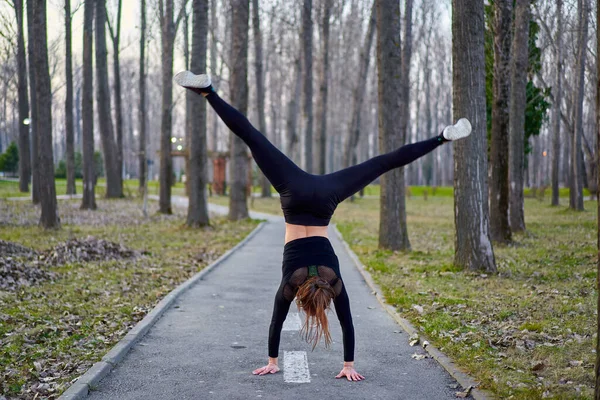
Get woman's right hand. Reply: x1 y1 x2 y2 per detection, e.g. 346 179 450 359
252 358 280 375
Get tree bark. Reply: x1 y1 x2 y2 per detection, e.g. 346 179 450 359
508 0 530 232
595 0 600 394
569 0 588 211
343 3 375 170
228 0 250 221
15 0 30 193
301 0 313 173
451 0 496 272
32 0 60 228
187 0 210 227
138 0 147 194
96 0 122 198
251 0 271 197
81 0 97 210
286 56 302 161
26 0 39 204
314 0 332 175
109 0 124 188
376 0 410 251
65 0 76 195
489 0 512 243
551 0 563 206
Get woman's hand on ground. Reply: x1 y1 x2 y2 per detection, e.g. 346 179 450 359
253 358 280 376
335 365 365 381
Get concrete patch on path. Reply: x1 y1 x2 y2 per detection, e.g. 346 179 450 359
283 351 311 383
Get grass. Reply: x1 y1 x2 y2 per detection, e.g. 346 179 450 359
0 198 258 399
213 190 597 399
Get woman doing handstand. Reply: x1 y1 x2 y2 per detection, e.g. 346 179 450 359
174 71 472 382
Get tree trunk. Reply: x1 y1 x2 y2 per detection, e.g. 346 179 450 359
314 0 331 175
376 0 410 251
110 0 124 189
65 0 76 195
569 0 588 211
26 0 39 204
489 0 512 243
32 0 59 228
81 0 96 210
551 0 563 207
187 0 209 227
228 0 250 221
209 0 219 152
138 0 147 194
286 56 302 161
96 0 122 198
15 0 30 193
343 3 375 170
595 0 600 394
251 0 271 197
508 0 530 232
301 0 313 173
452 0 496 272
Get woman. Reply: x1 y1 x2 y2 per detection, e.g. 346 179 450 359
174 71 471 382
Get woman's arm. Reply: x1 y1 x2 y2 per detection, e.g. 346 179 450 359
333 285 364 381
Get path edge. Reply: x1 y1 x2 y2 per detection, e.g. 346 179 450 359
58 221 266 400
332 225 493 400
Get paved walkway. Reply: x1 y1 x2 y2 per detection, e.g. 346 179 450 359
83 196 460 399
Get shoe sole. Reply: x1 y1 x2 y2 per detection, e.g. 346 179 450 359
173 71 212 89
443 118 472 141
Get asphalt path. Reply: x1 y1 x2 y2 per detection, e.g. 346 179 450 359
86 197 461 400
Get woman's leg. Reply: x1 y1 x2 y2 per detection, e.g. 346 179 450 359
327 136 445 202
204 91 305 193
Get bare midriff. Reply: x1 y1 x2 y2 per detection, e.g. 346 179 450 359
284 223 329 244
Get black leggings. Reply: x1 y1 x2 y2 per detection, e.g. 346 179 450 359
205 92 444 224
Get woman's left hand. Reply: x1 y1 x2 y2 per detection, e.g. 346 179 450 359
335 366 365 381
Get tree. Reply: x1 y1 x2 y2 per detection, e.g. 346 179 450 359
107 0 124 188
0 142 19 173
376 0 410 251
314 0 332 175
96 0 122 198
31 0 59 228
15 0 30 193
551 0 563 206
158 0 187 214
81 0 97 210
138 0 147 195
228 0 250 221
569 0 588 211
508 0 531 232
301 0 313 173
65 0 76 195
595 1 599 395
186 0 209 227
26 0 39 204
251 0 271 197
489 0 512 243
451 0 496 272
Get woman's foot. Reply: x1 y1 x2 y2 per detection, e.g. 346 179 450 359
173 71 214 95
442 118 472 141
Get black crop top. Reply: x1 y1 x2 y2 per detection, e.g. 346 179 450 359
268 236 355 361
278 173 340 226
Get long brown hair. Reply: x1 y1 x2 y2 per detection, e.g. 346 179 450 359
295 275 336 350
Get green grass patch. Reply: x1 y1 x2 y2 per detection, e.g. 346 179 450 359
0 198 258 398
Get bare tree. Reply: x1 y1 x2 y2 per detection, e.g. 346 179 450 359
81 0 97 210
286 55 302 160
107 0 124 186
301 0 313 172
31 0 59 228
551 0 563 206
96 0 122 198
314 0 332 175
26 0 39 203
251 0 271 197
15 0 30 193
376 0 410 251
138 0 147 194
490 0 512 243
508 0 531 232
451 0 496 272
569 0 588 211
187 0 209 227
65 0 76 195
228 0 250 221
158 0 187 214
595 1 600 395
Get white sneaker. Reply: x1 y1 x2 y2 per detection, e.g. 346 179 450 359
442 118 472 141
173 70 212 90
